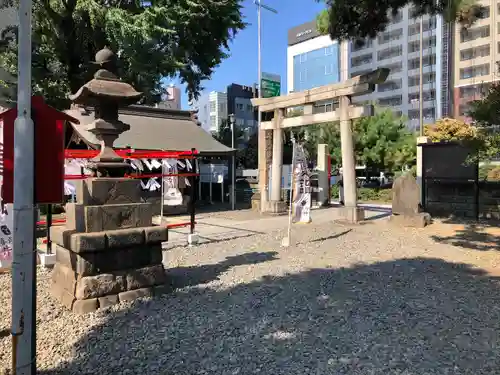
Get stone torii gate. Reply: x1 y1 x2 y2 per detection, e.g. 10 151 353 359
251 68 389 223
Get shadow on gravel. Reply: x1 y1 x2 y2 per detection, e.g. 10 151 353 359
431 218 500 251
39 257 500 375
166 251 279 289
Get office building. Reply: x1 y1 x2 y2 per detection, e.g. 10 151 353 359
226 83 258 133
453 0 500 120
190 91 227 133
287 10 453 130
287 20 341 113
348 8 451 130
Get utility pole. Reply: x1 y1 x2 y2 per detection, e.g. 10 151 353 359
11 0 37 373
254 0 277 208
419 16 424 136
229 114 236 210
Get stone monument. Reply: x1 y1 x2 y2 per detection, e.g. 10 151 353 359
50 47 169 313
390 173 431 228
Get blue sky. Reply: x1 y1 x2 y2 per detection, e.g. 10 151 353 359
169 0 327 109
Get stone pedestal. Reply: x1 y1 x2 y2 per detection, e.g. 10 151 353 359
263 200 287 214
50 178 169 313
390 212 431 228
338 206 365 223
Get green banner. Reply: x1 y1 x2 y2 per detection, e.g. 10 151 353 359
261 72 281 98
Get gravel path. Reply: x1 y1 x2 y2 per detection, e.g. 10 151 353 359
2 220 500 374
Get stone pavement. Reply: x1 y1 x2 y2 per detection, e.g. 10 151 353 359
161 204 392 249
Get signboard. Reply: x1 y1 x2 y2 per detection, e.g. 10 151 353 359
292 143 312 223
261 72 281 98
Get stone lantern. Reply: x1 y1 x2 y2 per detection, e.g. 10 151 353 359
69 47 143 176
50 47 169 314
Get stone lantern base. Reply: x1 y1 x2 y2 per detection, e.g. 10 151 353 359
50 178 169 314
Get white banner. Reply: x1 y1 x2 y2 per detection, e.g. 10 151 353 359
292 143 311 223
0 204 13 268
163 158 183 206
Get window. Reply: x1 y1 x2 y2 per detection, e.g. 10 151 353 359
408 36 436 53
325 64 333 75
247 104 253 111
389 11 403 24
351 38 373 52
219 103 225 113
408 72 436 86
377 78 403 92
380 62 403 74
210 115 216 128
461 25 490 42
408 54 436 70
408 90 435 103
459 63 490 79
377 45 402 61
378 28 403 45
458 104 470 116
299 53 307 63
460 44 490 61
351 53 373 67
236 103 244 110
482 6 490 18
459 84 489 98
300 69 307 82
209 101 216 112
378 95 403 106
408 17 436 35
324 46 334 55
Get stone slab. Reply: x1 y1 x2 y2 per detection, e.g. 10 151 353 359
144 226 168 244
153 283 172 296
76 178 142 205
73 298 99 314
98 294 119 309
65 203 86 232
390 212 432 228
126 264 166 291
51 280 76 310
85 203 152 232
75 273 127 300
392 174 420 216
263 200 287 214
50 226 77 249
105 227 145 248
51 263 77 294
55 244 163 276
70 232 106 253
118 287 153 303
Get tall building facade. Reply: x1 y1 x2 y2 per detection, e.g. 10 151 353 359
190 91 227 133
226 83 258 132
287 10 453 130
453 0 500 120
287 20 341 100
157 84 182 110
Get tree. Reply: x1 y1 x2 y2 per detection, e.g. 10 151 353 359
317 0 486 42
424 118 478 142
0 0 245 108
213 119 258 169
353 109 416 172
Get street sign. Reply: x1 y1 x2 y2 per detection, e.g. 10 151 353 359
261 72 281 98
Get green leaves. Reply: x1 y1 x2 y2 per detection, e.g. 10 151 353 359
318 0 487 42
0 0 246 108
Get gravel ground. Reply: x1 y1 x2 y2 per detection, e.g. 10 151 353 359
2 220 500 374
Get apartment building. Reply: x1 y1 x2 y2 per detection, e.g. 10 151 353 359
190 91 227 133
349 7 451 130
453 0 500 119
